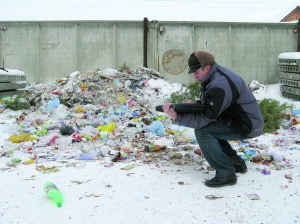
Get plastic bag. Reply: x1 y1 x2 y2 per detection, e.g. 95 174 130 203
59 125 74 135
9 133 38 143
147 121 165 136
97 122 116 133
46 98 60 111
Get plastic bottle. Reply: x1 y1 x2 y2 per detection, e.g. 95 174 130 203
250 154 273 163
261 155 273 162
141 118 152 125
144 144 167 152
250 155 263 163
80 83 87 91
108 106 115 116
111 152 121 162
43 181 64 207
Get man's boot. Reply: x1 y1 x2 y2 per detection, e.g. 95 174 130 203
205 173 237 187
231 155 247 173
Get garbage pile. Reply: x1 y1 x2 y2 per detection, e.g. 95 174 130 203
0 70 299 175
0 66 204 170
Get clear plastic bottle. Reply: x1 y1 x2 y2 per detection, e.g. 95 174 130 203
43 181 64 207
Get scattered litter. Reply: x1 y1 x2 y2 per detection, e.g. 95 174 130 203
71 179 92 185
84 193 101 197
104 162 115 168
65 162 86 168
77 155 95 160
0 67 299 209
0 167 11 171
285 173 293 183
22 158 35 165
120 164 135 170
105 184 113 188
247 194 260 200
205 195 223 200
23 175 36 180
35 165 59 173
256 168 271 175
285 173 293 180
194 149 204 157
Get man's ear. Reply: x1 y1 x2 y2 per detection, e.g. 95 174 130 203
205 65 211 72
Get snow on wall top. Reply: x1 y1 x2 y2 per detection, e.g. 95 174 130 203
0 69 25 76
278 52 300 59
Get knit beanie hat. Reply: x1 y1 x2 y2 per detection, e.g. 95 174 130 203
188 51 215 74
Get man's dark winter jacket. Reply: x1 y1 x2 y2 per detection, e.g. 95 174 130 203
175 62 264 138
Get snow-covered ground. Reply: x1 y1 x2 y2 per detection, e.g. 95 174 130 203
0 76 300 224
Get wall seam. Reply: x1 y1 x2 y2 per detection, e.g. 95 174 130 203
37 23 40 83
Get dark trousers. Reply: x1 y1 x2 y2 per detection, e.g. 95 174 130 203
194 121 246 177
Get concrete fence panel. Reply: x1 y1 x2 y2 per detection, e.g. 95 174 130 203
0 20 297 85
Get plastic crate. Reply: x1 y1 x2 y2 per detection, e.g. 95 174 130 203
278 59 300 66
279 79 300 88
280 85 300 96
279 71 300 81
0 69 26 98
0 69 26 83
0 90 24 98
0 82 26 91
279 53 300 100
278 52 300 65
279 65 300 73
281 92 300 101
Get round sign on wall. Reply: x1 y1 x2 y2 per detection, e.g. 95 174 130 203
162 49 187 75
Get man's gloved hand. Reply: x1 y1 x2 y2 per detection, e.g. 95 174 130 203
162 103 177 120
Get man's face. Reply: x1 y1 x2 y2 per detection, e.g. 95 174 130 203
193 66 209 82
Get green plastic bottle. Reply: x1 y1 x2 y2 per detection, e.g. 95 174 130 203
43 181 64 207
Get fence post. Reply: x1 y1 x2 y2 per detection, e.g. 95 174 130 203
143 17 148 68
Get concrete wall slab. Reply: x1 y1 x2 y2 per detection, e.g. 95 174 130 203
0 21 297 86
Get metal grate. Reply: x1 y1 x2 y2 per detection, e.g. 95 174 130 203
279 65 300 73
279 53 300 101
278 59 300 66
0 70 26 98
279 79 300 88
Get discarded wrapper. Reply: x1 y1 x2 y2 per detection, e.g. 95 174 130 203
120 164 135 170
205 195 223 200
247 194 260 200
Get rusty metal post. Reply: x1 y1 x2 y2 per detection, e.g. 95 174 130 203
298 19 300 52
143 17 148 68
